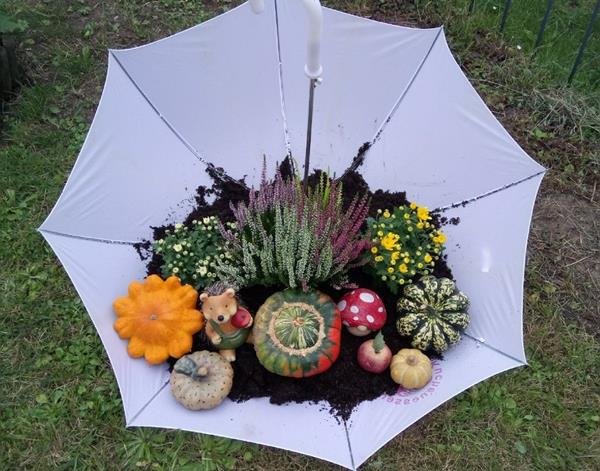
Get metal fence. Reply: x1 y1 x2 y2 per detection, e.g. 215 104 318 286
468 0 600 84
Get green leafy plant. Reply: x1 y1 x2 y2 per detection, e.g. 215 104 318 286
217 168 370 290
0 12 28 34
366 203 446 294
153 216 235 289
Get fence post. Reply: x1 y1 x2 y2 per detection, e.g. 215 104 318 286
534 0 555 49
568 0 600 84
500 0 512 32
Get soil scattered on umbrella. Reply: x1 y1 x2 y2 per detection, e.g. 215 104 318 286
141 164 454 421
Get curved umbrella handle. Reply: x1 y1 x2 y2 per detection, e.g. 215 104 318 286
250 0 323 79
300 0 323 79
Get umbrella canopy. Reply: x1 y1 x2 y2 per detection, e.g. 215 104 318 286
39 1 545 468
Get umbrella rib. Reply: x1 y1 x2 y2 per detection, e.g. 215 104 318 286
463 333 526 365
108 51 248 190
433 169 547 212
340 26 444 178
127 380 170 425
343 420 357 471
372 27 444 145
38 228 138 246
274 0 291 156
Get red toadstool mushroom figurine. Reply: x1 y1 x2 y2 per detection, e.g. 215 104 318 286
337 288 387 336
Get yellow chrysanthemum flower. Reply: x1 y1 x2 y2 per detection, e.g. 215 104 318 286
410 202 417 210
416 222 424 229
383 209 391 218
375 256 384 262
387 267 394 274
381 232 400 251
424 253 432 263
371 246 378 254
377 231 384 237
399 263 408 273
391 251 401 262
417 206 430 221
433 232 447 244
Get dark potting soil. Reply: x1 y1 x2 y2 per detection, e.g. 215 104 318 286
146 163 455 421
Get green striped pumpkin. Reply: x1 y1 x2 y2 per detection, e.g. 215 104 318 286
253 289 341 378
396 276 470 354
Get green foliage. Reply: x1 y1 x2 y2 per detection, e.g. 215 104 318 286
368 0 600 88
0 11 28 34
217 170 370 289
154 216 235 290
366 204 446 294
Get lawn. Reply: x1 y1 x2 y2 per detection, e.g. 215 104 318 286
1 0 599 469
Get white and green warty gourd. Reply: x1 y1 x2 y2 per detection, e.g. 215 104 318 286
396 276 470 354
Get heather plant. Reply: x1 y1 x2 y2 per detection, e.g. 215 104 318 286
153 216 236 289
216 169 371 290
367 203 447 294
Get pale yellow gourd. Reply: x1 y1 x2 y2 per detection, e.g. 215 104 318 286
390 349 432 389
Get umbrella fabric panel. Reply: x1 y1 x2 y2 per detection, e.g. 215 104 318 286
360 30 545 210
347 336 523 468
276 1 440 176
40 232 171 423
111 0 286 186
440 173 544 363
130 393 354 469
40 55 210 243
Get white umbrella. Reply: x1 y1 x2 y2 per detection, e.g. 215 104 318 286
39 1 545 468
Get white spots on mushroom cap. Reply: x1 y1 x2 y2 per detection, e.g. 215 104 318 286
366 315 375 323
337 300 347 311
359 292 375 303
357 325 368 331
378 307 384 313
353 316 359 321
350 305 359 314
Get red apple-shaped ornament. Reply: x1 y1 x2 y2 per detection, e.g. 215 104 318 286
337 288 386 336
231 307 253 329
357 331 392 373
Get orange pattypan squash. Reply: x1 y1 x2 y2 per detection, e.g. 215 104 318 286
113 275 204 365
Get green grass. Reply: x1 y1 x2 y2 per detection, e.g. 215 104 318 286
376 0 600 88
1 0 599 469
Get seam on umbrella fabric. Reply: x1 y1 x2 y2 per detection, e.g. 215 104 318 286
463 333 527 365
274 0 291 155
349 347 525 470
371 26 444 145
108 51 247 189
433 169 547 212
127 380 170 425
343 420 357 470
340 26 443 178
434 170 545 364
38 228 138 246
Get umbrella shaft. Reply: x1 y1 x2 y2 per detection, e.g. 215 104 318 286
303 78 317 191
